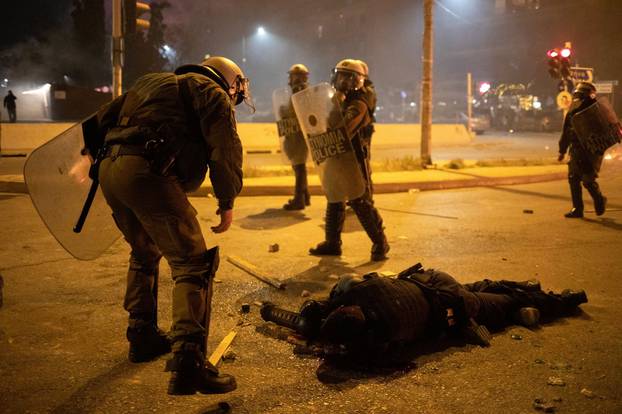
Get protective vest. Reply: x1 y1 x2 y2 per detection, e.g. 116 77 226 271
104 72 207 191
331 276 431 344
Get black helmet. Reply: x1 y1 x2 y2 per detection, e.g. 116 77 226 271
573 82 596 99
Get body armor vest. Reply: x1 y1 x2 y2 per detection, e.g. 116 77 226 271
331 276 431 344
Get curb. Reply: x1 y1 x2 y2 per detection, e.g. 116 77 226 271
0 172 567 197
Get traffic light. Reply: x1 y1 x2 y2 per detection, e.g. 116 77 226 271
124 0 151 34
547 49 561 79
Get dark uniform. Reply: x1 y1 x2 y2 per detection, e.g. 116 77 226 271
263 265 588 361
3 90 17 122
280 64 311 210
558 82 607 218
96 58 244 395
310 59 389 261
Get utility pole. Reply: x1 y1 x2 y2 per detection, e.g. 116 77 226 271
467 72 473 135
420 0 434 167
112 0 123 98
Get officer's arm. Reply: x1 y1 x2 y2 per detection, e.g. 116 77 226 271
195 84 243 211
342 99 371 139
558 114 572 155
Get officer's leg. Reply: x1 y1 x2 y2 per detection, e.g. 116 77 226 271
310 202 346 256
99 159 170 363
283 163 309 210
582 173 607 216
133 200 235 395
565 159 584 218
349 195 389 261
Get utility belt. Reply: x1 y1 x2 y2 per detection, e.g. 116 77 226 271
104 143 147 159
104 136 181 177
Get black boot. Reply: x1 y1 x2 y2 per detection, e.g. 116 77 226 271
310 202 345 256
284 164 309 210
565 179 584 218
350 198 390 261
127 323 171 363
584 181 607 216
166 343 236 395
561 289 588 308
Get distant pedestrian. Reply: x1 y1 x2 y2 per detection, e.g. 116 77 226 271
3 90 17 122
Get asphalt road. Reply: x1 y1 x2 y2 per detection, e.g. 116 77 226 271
0 131 561 176
0 162 621 413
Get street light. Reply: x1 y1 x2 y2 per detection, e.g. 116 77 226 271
242 26 269 67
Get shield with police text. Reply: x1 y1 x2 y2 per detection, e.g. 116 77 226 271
24 115 120 260
292 82 366 202
572 97 622 155
272 87 309 165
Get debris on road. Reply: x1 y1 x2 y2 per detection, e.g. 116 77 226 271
301 290 311 297
533 398 557 412
208 331 237 367
547 376 566 386
227 255 286 289
222 350 237 362
268 243 280 253
581 388 596 399
511 334 523 340
523 209 534 214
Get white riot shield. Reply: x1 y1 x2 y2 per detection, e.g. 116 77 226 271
572 97 622 155
272 87 308 165
291 83 366 202
23 115 120 260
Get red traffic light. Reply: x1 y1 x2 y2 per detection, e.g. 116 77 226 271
560 48 571 58
547 49 559 58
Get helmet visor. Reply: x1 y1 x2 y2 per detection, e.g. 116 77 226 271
332 70 359 93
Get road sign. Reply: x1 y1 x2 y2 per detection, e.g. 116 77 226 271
594 81 617 94
557 91 572 110
570 67 594 82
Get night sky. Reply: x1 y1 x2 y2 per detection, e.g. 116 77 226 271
2 0 621 115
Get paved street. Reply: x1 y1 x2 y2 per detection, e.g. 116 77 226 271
0 159 621 413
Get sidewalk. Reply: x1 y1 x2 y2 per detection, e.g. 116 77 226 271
0 164 567 195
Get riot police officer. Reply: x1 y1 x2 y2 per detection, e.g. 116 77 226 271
309 59 389 261
280 64 311 210
96 56 249 395
262 265 588 361
558 82 607 218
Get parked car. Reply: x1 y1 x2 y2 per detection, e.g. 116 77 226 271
458 111 491 135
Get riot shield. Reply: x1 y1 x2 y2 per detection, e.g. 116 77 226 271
291 82 366 202
24 115 120 260
272 87 308 165
572 97 622 155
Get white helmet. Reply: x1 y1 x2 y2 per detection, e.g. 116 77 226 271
287 63 310 92
202 56 251 106
357 60 369 79
288 63 309 75
332 58 365 92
